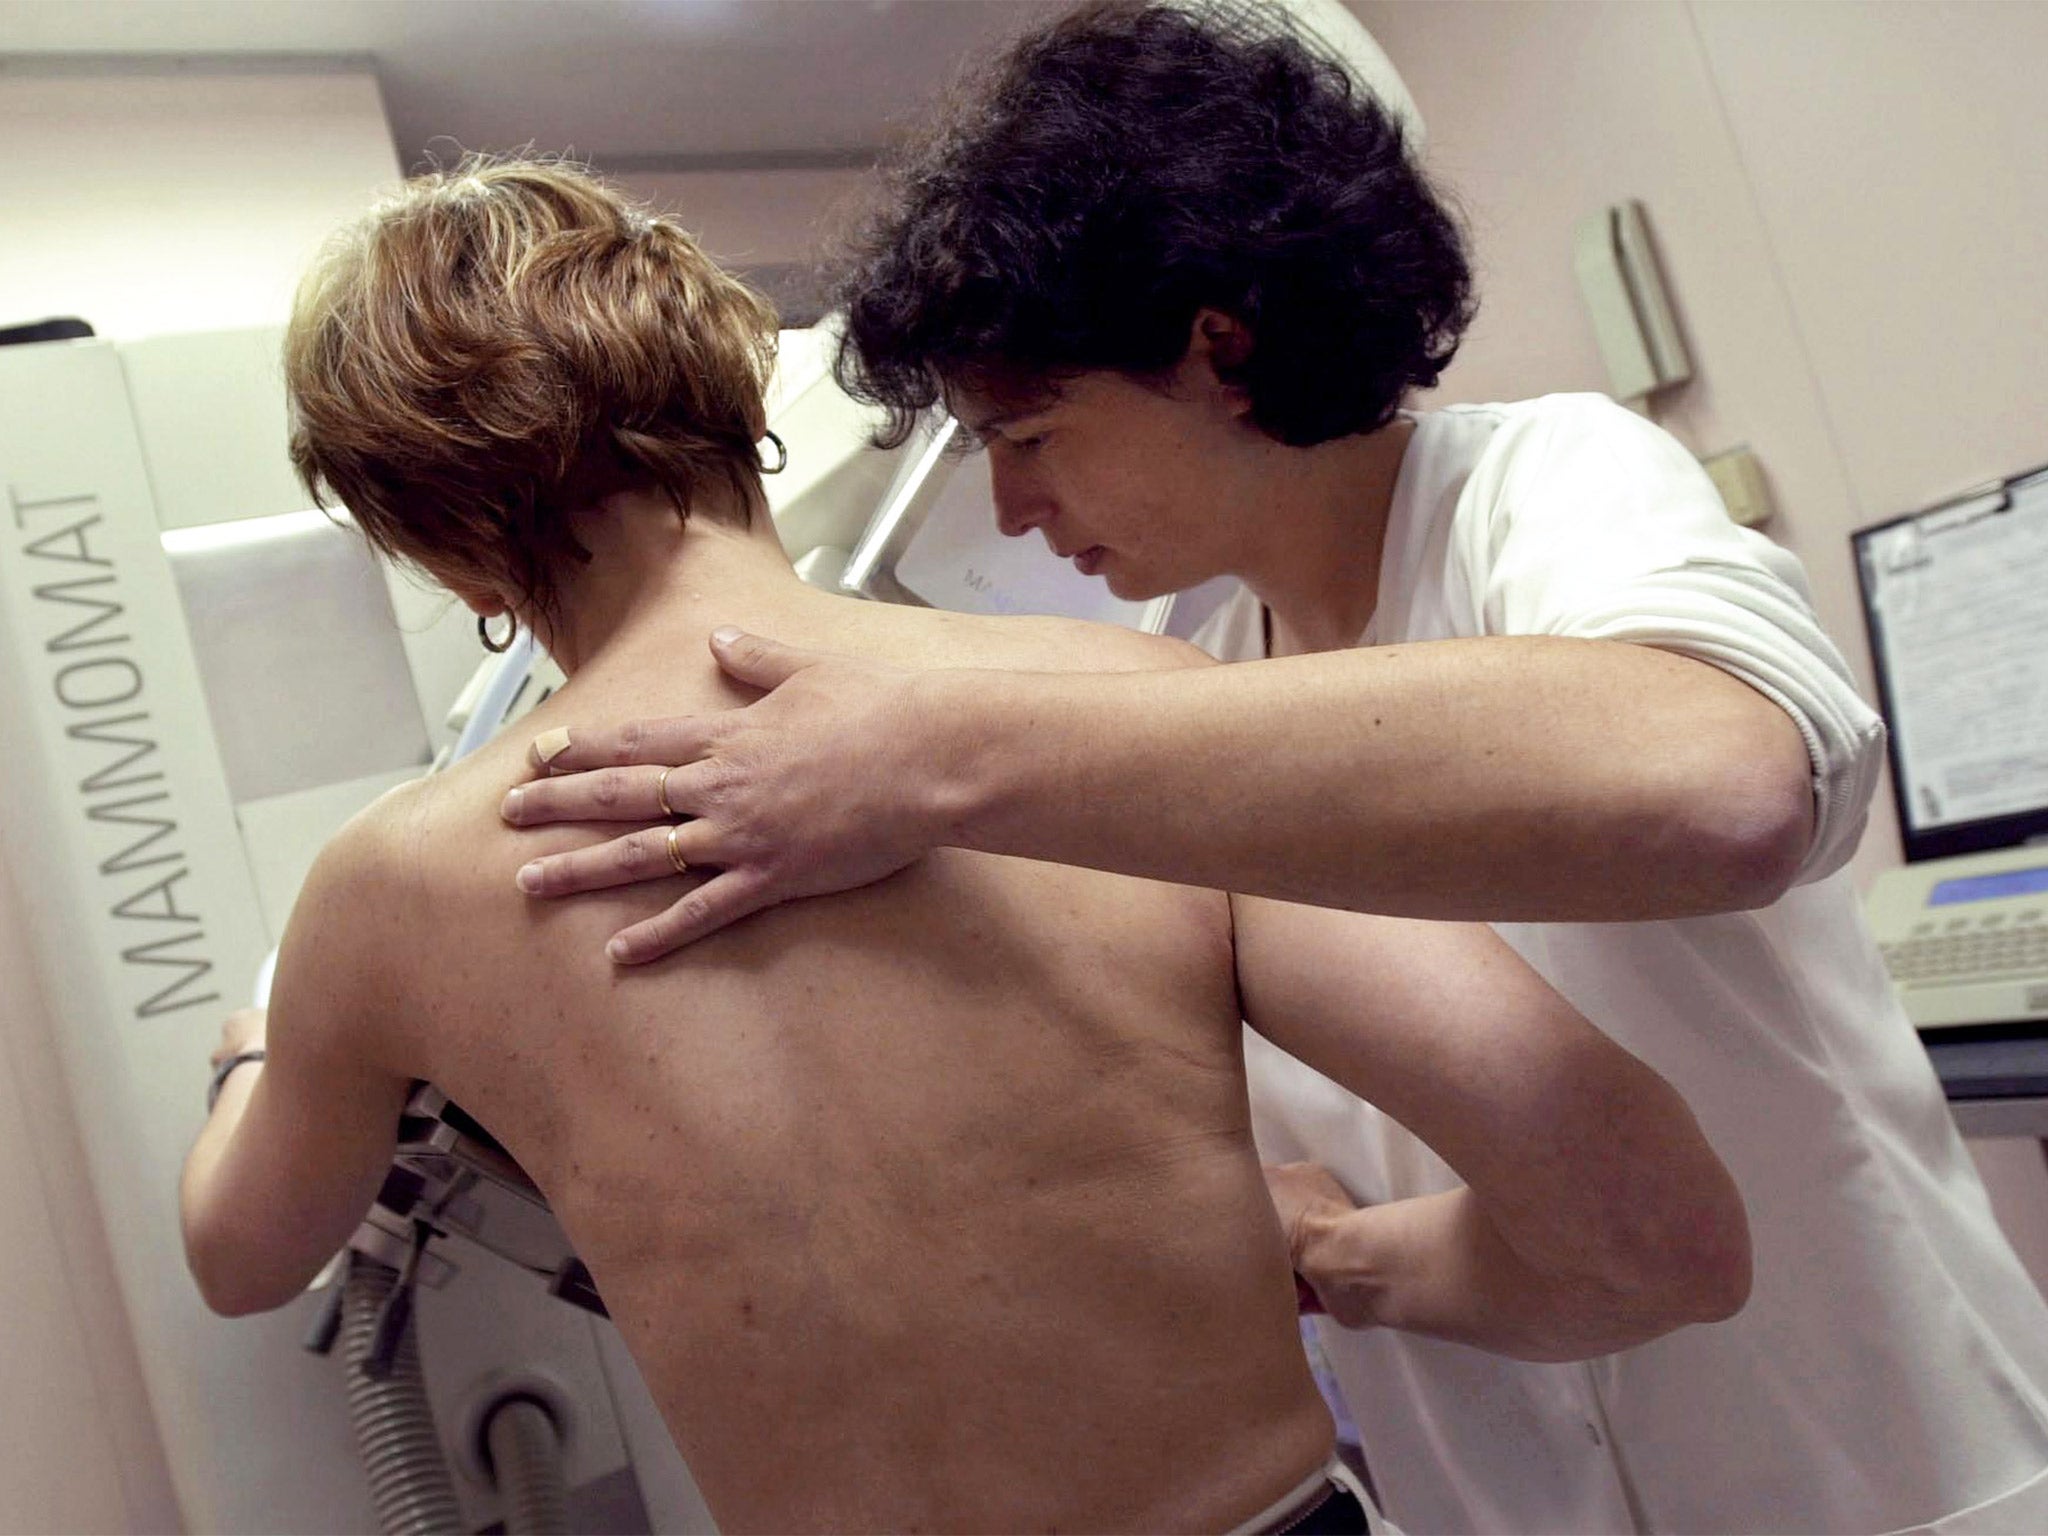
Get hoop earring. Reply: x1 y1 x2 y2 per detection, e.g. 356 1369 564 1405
478 613 516 654
759 429 788 475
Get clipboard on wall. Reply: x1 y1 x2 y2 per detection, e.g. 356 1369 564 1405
1852 462 2048 863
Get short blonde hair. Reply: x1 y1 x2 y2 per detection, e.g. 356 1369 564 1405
285 156 778 621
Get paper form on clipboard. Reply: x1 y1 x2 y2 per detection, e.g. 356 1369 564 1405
1857 468 2048 833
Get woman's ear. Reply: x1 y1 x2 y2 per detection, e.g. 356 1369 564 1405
1180 309 1257 416
451 585 509 621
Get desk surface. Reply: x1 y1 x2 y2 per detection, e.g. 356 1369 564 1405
1924 1029 2048 1136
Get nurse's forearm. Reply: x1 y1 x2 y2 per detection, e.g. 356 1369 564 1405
939 635 1813 922
1298 1188 1727 1362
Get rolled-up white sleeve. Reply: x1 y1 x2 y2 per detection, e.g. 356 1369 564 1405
1458 396 1886 884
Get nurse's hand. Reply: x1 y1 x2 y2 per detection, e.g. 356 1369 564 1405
1265 1161 1372 1327
502 628 960 962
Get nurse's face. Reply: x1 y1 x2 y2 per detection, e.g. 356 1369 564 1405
950 348 1256 602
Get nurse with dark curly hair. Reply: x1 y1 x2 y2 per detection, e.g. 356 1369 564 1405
504 5 2048 1531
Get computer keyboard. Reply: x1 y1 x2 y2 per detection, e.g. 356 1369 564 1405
1881 919 2048 984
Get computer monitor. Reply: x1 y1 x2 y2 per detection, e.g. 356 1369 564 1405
1851 462 2048 863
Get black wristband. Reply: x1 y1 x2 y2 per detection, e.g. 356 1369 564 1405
207 1049 267 1112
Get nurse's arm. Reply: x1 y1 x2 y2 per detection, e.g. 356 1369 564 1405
943 633 1813 921
507 628 1812 959
180 826 411 1316
1235 894 1752 1362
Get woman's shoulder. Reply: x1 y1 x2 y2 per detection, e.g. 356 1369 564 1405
857 602 1213 677
974 613 1214 676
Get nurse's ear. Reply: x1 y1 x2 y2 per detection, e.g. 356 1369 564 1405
1179 308 1258 420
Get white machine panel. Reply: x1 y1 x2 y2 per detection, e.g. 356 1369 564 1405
844 416 1175 632
0 337 378 1532
164 509 431 805
120 327 311 534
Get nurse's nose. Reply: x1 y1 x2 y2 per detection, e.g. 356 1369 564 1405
988 450 1051 540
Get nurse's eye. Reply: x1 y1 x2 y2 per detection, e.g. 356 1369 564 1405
1012 431 1049 453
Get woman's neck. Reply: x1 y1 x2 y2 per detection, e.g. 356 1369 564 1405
532 489 813 675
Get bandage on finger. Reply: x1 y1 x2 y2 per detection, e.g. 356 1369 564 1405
527 715 720 775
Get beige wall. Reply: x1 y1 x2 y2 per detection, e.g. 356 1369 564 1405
607 166 874 323
0 61 399 1532
0 64 402 341
1350 0 2048 1276
609 166 872 268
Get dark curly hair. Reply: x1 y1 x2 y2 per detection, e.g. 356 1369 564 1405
834 0 1474 449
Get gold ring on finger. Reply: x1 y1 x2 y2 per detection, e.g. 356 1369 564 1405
655 764 679 820
665 822 691 878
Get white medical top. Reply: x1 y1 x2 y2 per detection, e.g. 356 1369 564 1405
1195 395 2048 1535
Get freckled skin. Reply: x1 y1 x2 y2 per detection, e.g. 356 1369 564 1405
356 601 1331 1534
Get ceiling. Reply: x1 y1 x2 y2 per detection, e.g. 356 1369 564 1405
0 0 1072 171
